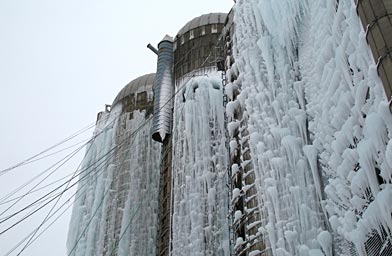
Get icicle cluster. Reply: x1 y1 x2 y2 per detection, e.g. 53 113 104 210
171 74 229 256
229 0 392 255
300 0 392 255
67 106 161 256
231 0 327 255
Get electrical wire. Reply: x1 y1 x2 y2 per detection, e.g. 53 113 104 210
0 114 119 208
15 148 90 255
0 149 112 237
0 142 87 219
19 139 90 166
0 132 114 227
0 151 108 223
3 165 106 256
0 110 122 178
0 171 80 206
0 122 96 176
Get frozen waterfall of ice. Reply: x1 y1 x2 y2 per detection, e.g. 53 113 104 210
171 74 230 256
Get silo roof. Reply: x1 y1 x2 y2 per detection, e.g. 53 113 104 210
112 73 156 106
176 13 227 37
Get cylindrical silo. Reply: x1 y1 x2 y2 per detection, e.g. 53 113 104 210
173 13 227 84
67 73 161 256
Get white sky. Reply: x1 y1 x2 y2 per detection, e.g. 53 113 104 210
0 0 233 255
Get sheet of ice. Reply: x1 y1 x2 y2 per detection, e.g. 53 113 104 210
67 105 161 256
170 74 229 255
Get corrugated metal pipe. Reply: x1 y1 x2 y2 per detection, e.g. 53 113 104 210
356 0 392 100
151 35 174 143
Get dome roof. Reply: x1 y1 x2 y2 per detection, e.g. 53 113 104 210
176 13 227 37
112 73 156 106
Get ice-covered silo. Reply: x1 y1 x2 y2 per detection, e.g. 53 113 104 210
67 73 161 256
169 13 230 256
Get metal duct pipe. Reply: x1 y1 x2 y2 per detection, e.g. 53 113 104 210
151 35 174 143
147 43 159 55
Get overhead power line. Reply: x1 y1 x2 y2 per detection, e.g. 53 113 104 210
0 122 95 176
0 115 119 209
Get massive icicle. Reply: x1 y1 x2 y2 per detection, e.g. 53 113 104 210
171 74 229 256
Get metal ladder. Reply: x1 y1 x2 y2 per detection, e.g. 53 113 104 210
222 69 235 255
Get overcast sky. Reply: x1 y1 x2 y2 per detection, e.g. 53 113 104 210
0 0 233 255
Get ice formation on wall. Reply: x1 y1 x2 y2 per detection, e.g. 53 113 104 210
171 74 230 255
229 0 328 255
228 0 392 255
300 0 392 255
67 106 161 256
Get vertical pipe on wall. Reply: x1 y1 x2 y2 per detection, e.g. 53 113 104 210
151 35 175 143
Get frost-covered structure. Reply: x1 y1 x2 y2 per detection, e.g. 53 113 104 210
67 74 161 256
67 1 392 255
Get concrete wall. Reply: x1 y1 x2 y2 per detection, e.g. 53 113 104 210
157 138 173 256
356 0 392 99
174 23 225 80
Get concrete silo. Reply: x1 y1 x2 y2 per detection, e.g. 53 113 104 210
67 74 161 256
165 12 230 256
